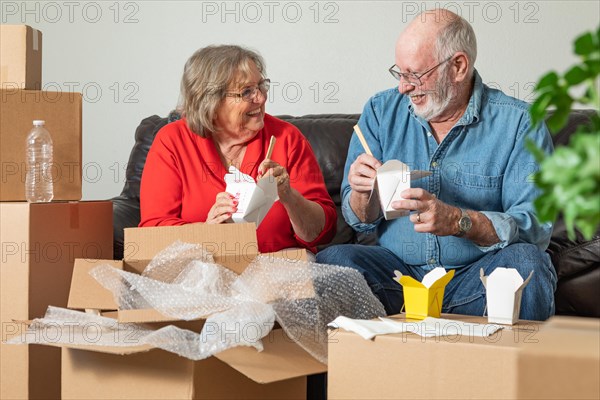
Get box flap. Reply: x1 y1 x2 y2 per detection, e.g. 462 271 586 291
37 340 155 355
68 259 121 310
398 275 424 288
115 309 206 326
543 315 600 331
487 267 525 293
124 223 258 274
516 270 534 292
214 328 326 383
429 269 455 290
479 268 487 288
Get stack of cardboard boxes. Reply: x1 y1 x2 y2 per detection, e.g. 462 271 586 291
1 26 326 399
0 25 113 399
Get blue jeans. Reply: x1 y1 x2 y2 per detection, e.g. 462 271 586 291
316 243 557 321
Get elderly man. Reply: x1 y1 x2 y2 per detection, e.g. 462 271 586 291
317 9 556 321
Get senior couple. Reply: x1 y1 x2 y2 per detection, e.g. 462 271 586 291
140 9 556 322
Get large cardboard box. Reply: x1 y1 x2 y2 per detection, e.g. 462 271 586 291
0 201 113 400
51 223 323 399
517 316 600 399
0 89 82 201
328 314 542 400
0 25 42 89
328 314 600 400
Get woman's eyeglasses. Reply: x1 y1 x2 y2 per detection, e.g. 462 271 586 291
225 79 271 102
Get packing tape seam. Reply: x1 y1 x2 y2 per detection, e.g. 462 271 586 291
32 28 39 51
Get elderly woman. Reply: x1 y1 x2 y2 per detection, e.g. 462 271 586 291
139 45 337 253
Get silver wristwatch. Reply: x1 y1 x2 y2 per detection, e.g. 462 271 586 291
456 208 472 237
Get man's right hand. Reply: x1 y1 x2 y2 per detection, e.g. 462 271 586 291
348 153 382 222
349 154 382 193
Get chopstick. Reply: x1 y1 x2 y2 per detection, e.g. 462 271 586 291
354 124 373 156
265 136 276 159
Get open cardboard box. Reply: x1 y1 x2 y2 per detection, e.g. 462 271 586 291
54 223 323 399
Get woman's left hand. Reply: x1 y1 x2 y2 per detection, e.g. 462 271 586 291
258 159 291 200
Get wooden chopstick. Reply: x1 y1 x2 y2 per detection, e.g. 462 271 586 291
354 124 373 156
265 136 276 160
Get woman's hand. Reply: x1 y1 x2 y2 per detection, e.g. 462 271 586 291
259 158 325 242
258 159 291 200
206 192 237 224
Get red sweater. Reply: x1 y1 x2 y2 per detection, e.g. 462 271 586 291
139 114 337 253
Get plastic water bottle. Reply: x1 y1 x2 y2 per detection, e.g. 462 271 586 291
25 120 54 203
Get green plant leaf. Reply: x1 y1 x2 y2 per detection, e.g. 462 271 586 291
584 59 600 75
529 92 553 126
546 101 573 132
565 65 589 85
575 32 595 56
534 72 559 91
529 26 600 241
525 139 546 162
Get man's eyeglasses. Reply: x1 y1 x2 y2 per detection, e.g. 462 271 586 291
225 79 270 102
388 57 453 86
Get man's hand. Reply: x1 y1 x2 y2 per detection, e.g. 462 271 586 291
391 188 461 236
348 154 382 194
348 154 382 222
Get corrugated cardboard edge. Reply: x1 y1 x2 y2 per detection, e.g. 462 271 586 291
124 223 259 274
68 259 121 310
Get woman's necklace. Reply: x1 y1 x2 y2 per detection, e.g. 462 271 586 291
219 145 246 168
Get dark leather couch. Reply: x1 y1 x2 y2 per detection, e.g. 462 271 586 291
111 111 600 318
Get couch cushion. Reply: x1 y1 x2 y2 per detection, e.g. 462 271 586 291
120 115 170 199
278 114 362 249
277 114 360 204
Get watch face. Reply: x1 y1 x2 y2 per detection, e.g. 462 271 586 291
459 215 472 232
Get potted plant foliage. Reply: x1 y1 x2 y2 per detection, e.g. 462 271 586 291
528 26 600 240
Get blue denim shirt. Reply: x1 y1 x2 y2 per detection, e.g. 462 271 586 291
341 71 554 270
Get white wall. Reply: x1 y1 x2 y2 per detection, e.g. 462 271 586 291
2 0 598 200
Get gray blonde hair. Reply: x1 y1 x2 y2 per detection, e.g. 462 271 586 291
435 13 477 77
179 45 266 137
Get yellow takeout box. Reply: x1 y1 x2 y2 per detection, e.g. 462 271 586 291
393 267 455 319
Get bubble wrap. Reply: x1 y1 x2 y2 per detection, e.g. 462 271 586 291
9 241 385 363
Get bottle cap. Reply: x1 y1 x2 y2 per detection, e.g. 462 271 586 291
33 120 45 126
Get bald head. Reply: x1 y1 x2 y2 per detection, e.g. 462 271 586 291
396 9 477 75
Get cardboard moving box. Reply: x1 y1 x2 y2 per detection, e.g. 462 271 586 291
328 314 541 400
0 89 82 201
0 25 42 89
517 316 600 399
38 223 322 399
0 201 113 400
328 314 600 400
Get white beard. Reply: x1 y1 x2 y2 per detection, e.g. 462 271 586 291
411 68 456 121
